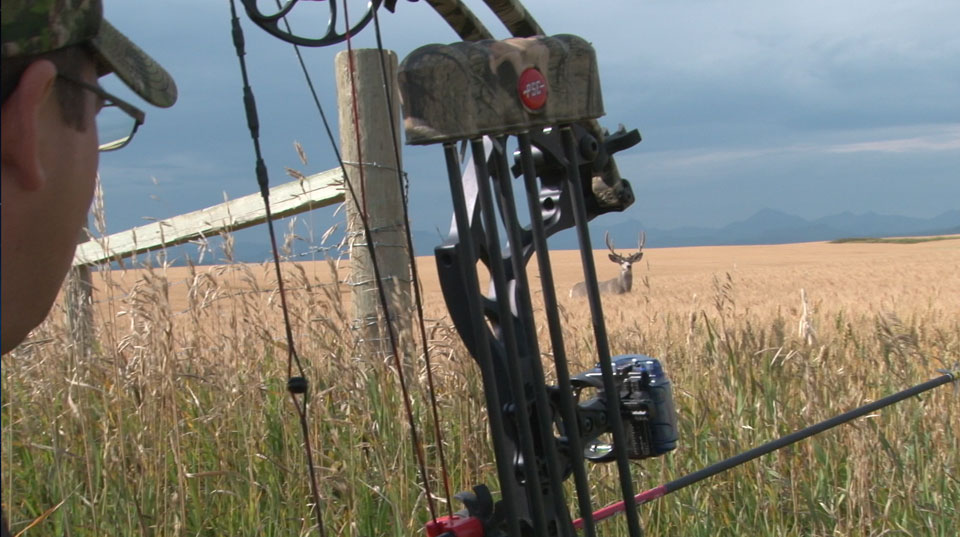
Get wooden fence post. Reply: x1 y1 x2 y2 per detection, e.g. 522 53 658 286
335 48 412 361
66 227 94 355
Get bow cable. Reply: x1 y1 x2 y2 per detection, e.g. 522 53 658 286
250 0 455 525
370 6 456 516
340 0 441 522
228 1 327 535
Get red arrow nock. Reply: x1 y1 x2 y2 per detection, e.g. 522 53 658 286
425 515 484 537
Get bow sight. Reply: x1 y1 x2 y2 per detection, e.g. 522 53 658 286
573 355 678 463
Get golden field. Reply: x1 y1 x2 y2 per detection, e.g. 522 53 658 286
3 237 958 536
85 237 960 321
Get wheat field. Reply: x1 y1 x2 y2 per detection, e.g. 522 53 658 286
2 237 958 536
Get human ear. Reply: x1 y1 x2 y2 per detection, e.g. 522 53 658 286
0 59 58 192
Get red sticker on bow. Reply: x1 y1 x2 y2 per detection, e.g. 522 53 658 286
518 68 548 111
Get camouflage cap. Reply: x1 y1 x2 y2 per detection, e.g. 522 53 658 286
1 0 177 107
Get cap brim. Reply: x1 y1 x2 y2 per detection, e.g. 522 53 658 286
89 20 177 108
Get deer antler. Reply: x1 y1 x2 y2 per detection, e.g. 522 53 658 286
605 231 624 262
628 231 646 262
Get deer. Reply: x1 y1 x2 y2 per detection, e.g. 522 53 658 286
569 231 646 298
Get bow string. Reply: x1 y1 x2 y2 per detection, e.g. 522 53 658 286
230 0 454 533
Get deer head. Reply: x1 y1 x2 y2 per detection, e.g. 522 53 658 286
570 231 646 297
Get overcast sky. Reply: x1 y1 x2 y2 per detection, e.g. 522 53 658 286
95 0 959 247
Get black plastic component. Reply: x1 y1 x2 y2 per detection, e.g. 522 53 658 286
603 127 641 155
287 376 309 394
572 355 678 461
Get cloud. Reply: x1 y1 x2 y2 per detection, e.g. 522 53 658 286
628 123 960 174
98 1 960 237
825 126 960 154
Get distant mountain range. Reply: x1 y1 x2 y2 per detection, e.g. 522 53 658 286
155 209 959 265
410 209 960 254
590 208 960 250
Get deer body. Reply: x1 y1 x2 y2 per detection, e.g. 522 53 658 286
570 232 645 298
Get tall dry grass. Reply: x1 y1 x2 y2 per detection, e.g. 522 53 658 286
2 236 958 536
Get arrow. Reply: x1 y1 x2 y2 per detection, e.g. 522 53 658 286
574 369 958 529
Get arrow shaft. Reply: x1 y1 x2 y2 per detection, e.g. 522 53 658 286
575 371 957 529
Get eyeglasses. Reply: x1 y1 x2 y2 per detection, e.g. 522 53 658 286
57 74 146 152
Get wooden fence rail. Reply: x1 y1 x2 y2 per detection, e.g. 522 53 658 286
73 168 345 267
65 168 344 352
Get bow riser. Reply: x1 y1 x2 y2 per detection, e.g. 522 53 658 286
400 34 652 537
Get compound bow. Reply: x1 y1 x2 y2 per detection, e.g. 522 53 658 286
228 2 958 537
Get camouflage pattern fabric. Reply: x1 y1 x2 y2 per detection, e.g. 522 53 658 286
90 20 177 108
483 0 544 38
2 0 177 107
399 34 604 145
0 0 100 58
423 0 493 42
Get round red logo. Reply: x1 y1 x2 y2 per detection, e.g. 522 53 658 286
518 68 548 111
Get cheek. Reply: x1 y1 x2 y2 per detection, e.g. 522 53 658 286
81 131 99 199
74 115 100 205
52 118 99 257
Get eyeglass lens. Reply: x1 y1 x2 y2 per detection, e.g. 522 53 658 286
96 103 137 151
